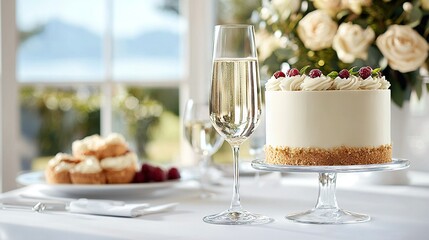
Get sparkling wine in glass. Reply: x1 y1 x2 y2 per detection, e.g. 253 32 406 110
204 24 273 225
183 99 224 196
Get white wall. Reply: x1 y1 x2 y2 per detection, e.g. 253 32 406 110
0 0 20 192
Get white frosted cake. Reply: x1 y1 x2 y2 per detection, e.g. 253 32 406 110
264 67 392 165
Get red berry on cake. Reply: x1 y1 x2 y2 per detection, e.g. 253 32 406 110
309 69 322 78
167 167 181 180
358 66 372 79
273 71 286 79
338 69 350 79
288 68 300 77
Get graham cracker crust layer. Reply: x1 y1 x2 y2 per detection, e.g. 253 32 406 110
264 144 392 166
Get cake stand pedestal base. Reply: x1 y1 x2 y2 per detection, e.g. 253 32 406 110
286 172 370 224
251 159 410 224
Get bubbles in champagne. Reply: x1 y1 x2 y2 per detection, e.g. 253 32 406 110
210 58 262 145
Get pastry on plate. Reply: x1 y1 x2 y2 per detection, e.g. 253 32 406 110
98 133 138 183
72 134 103 159
70 132 138 184
97 133 129 159
69 156 106 184
101 152 139 184
45 153 81 184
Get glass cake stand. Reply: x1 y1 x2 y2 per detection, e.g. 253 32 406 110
251 158 409 224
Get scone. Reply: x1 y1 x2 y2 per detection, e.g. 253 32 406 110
45 153 81 184
69 156 106 184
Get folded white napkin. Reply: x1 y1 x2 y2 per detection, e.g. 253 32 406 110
69 199 150 217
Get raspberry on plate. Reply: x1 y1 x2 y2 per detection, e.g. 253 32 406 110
133 172 145 183
167 167 181 180
141 163 153 174
150 167 166 182
141 163 154 182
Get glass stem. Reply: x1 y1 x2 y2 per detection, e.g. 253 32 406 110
315 173 339 210
229 145 242 211
199 154 210 190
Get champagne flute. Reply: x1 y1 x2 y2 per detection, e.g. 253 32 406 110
204 24 273 225
183 99 224 197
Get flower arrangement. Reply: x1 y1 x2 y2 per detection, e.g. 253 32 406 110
254 0 429 106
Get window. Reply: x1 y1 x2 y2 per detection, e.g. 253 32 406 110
112 0 184 80
0 0 215 191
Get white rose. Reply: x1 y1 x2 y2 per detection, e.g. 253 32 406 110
271 0 301 20
341 0 372 14
297 10 338 51
332 22 375 63
421 0 429 10
376 25 429 73
255 30 282 61
313 0 343 16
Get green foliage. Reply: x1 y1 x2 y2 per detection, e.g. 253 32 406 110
20 86 178 159
20 87 100 155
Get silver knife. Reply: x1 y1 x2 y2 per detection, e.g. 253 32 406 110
0 201 67 212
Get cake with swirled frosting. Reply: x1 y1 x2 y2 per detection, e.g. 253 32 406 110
264 66 392 165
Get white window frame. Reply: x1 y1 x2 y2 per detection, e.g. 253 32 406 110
0 0 215 192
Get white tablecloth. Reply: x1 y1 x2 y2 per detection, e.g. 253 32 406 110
0 171 428 240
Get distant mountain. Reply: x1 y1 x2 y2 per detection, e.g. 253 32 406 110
19 19 180 61
115 30 180 58
19 19 102 60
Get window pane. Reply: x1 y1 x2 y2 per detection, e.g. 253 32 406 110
112 86 180 163
17 0 105 81
19 86 101 170
112 0 185 81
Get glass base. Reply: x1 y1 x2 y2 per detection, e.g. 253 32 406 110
203 209 274 225
286 208 370 224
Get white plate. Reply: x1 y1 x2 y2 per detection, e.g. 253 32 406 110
16 171 193 198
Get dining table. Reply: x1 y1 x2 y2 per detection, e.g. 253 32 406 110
0 169 428 240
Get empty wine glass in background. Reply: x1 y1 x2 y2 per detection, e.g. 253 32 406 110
204 24 273 225
249 107 266 184
183 99 224 197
